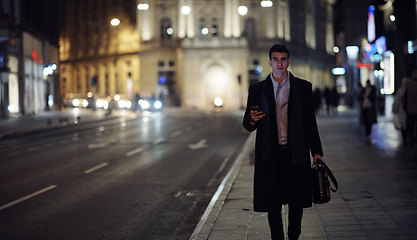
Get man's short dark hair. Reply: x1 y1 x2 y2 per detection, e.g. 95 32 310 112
269 44 290 59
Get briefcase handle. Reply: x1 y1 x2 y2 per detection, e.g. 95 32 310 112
315 159 339 192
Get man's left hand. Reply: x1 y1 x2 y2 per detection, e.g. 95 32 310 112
313 154 322 165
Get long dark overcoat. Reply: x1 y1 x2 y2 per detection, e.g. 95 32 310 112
243 73 323 212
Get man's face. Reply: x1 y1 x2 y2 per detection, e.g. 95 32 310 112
268 52 290 79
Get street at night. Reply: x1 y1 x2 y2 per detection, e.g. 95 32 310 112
0 109 249 239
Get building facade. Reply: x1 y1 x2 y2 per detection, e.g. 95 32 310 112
0 0 60 117
59 0 336 110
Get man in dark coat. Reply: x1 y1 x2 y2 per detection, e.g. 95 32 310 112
243 44 323 240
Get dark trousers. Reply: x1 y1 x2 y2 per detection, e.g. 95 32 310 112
362 108 373 136
268 145 304 240
268 198 303 240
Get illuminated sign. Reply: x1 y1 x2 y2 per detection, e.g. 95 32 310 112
365 36 386 58
32 49 44 64
332 67 346 75
368 5 376 42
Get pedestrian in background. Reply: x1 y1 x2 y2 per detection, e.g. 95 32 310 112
313 88 322 113
358 80 377 139
392 77 409 146
243 44 323 240
403 67 417 158
331 87 340 114
323 87 332 115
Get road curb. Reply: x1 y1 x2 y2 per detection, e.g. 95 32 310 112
190 131 256 240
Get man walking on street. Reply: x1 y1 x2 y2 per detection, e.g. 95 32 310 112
243 44 323 239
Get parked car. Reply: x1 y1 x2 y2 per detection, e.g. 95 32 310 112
63 93 90 108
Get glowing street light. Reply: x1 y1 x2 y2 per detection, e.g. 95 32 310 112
238 6 248 16
201 27 209 35
137 3 149 10
111 18 120 26
261 0 273 7
181 6 191 15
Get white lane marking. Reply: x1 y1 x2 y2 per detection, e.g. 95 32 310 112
0 185 57 211
188 139 208 150
126 147 144 157
153 138 166 145
88 143 109 149
83 162 109 174
171 131 182 138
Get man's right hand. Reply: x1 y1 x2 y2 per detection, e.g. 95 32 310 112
250 110 265 124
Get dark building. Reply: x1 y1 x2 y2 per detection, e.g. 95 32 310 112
0 0 60 117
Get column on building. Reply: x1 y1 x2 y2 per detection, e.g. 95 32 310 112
224 0 241 38
305 0 316 49
277 0 291 42
326 0 336 55
178 0 195 38
265 2 275 39
137 0 154 41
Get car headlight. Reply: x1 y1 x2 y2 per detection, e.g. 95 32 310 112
119 100 126 108
103 101 109 109
126 101 132 109
83 99 89 107
154 101 162 109
72 99 80 107
142 100 150 109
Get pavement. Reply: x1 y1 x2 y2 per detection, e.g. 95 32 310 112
1 106 417 240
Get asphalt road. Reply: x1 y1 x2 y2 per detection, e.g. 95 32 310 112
0 110 250 240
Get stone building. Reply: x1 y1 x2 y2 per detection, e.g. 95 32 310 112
59 0 336 110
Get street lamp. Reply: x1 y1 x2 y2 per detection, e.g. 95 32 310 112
110 18 120 26
181 6 191 15
261 0 273 7
238 6 248 16
137 3 149 10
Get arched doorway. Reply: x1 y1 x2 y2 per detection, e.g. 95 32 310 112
203 65 229 108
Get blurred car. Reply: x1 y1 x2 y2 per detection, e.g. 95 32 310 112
112 94 132 110
91 94 110 110
138 97 163 111
63 93 90 108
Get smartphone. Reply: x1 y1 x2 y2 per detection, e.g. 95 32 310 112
250 106 260 111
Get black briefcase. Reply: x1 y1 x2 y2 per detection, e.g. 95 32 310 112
311 159 338 204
